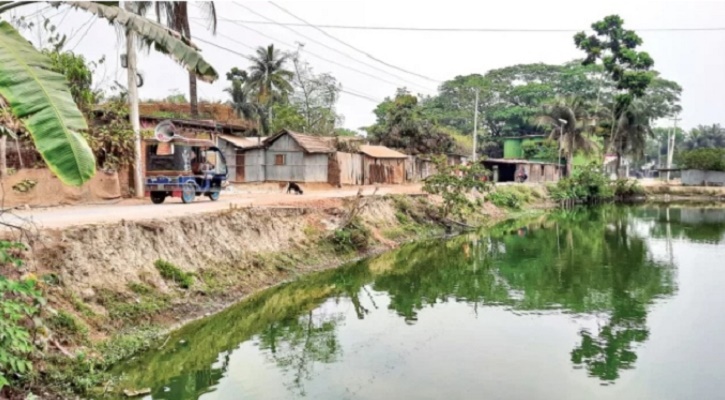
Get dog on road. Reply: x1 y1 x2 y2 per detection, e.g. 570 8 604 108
286 182 303 195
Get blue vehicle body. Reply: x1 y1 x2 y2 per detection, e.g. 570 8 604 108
144 138 228 204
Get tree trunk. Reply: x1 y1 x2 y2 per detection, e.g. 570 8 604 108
616 150 622 179
0 136 6 178
182 16 198 117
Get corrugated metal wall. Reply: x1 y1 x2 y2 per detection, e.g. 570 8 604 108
245 148 265 182
364 157 405 184
405 156 437 182
216 139 237 181
265 136 328 182
335 152 364 185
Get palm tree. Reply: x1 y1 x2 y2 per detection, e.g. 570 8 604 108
248 45 294 134
536 97 598 176
137 2 217 118
225 67 258 124
613 101 653 166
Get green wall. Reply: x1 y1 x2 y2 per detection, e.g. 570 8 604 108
503 139 523 159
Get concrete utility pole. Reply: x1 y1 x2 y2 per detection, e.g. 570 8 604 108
472 90 479 162
666 115 681 182
125 1 143 198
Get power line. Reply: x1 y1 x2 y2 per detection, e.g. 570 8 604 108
231 2 433 91
214 18 419 93
70 19 97 51
268 1 442 83
230 2 434 93
203 18 725 33
191 29 382 104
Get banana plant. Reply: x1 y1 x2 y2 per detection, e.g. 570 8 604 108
0 2 218 186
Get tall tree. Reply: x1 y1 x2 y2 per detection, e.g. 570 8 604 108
248 44 294 134
574 15 655 176
681 124 725 150
366 89 454 155
140 1 217 117
536 97 599 174
290 57 341 134
225 67 258 122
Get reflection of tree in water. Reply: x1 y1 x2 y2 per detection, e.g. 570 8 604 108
258 309 344 396
372 206 676 383
150 352 229 400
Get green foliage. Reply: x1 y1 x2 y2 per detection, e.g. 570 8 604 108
154 259 194 289
44 50 102 111
677 148 725 172
84 100 136 170
681 124 725 151
366 89 454 155
164 89 187 104
522 139 559 162
488 185 535 209
612 178 645 199
548 163 614 202
334 128 358 137
0 241 42 392
270 102 306 133
422 155 491 219
0 21 96 186
48 310 89 341
330 217 371 253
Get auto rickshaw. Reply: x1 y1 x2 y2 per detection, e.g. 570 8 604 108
144 120 228 204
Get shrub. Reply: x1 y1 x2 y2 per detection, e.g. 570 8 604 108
488 186 534 209
48 310 89 341
548 163 613 202
330 217 371 253
677 148 725 172
422 155 492 219
522 139 559 162
153 260 193 289
613 179 645 199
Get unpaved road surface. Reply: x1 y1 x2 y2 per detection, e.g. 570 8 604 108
1 184 423 231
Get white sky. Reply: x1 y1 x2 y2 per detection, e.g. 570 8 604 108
9 0 725 132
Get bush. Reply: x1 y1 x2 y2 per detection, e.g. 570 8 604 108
330 217 371 253
522 139 559 162
488 186 534 209
613 179 645 199
48 311 89 341
153 260 193 289
548 163 613 202
422 155 491 219
677 148 725 172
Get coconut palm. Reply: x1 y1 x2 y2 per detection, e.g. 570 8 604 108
137 2 217 117
536 97 599 175
248 45 294 134
225 68 258 123
613 101 653 162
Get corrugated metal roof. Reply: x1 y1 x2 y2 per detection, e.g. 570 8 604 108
265 130 336 153
359 145 408 159
218 134 267 149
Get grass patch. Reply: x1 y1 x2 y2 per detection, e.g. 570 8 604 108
488 185 535 209
97 289 170 323
329 217 371 254
128 282 154 295
154 259 194 289
48 311 89 342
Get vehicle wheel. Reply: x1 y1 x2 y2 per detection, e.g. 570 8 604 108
150 192 166 204
181 183 197 204
208 191 220 201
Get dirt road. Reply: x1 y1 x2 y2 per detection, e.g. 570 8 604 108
1 184 423 231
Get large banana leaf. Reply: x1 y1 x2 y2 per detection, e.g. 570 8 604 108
65 1 218 83
0 21 95 186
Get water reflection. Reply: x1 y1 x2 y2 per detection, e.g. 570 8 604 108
113 206 725 399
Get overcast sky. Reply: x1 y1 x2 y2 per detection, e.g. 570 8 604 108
10 0 725 132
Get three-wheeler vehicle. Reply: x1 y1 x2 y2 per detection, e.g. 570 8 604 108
144 120 228 204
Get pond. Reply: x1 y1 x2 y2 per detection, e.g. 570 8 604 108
112 205 725 400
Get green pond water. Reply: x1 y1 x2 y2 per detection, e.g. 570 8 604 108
113 205 725 400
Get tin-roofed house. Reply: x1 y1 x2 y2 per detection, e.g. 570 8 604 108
359 145 408 184
263 130 335 183
216 135 267 182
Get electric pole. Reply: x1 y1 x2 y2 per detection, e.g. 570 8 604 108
125 2 143 198
666 115 681 182
472 90 479 162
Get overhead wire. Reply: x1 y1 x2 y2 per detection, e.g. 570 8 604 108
268 1 442 83
70 19 97 51
213 18 419 93
231 1 435 91
205 18 725 33
191 24 383 104
229 2 434 93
